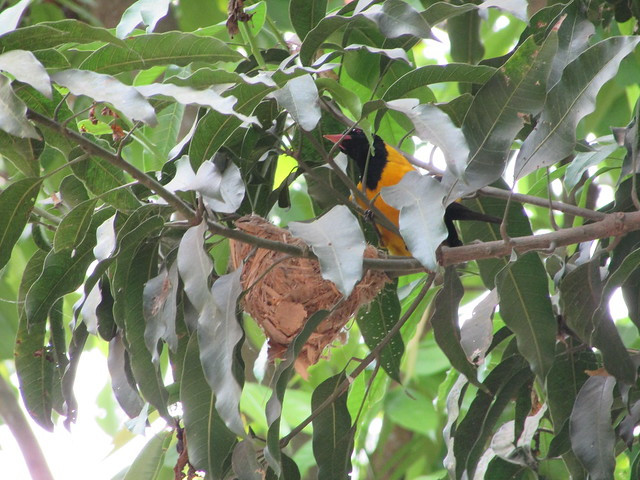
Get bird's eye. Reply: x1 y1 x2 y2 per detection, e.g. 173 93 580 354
351 128 363 134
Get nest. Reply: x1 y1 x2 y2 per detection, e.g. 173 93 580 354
230 215 390 376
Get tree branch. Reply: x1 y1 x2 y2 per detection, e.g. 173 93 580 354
0 375 55 480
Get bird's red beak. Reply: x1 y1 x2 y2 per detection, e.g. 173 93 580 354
323 134 351 145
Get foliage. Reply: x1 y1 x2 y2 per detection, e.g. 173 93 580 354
2 0 640 479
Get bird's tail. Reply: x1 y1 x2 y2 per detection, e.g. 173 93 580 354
445 202 501 224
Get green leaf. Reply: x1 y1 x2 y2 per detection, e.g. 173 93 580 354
180 333 236 477
382 63 495 101
135 83 258 125
312 373 353 480
79 32 243 75
231 440 265 479
431 267 482 388
515 36 640 179
25 209 111 328
386 99 469 179
264 310 330 475
70 154 141 211
570 376 616 480
0 75 39 138
53 198 98 252
0 0 32 36
107 333 144 418
0 19 127 52
122 430 173 480
290 0 327 40
51 69 157 126
197 267 246 436
14 249 52 430
447 9 483 64
289 205 365 296
0 131 42 176
112 221 170 420
495 252 557 381
270 74 321 131
116 0 171 38
356 282 403 382
143 262 179 362
445 33 557 200
453 355 533 479
0 177 41 270
368 0 432 40
0 50 51 98
189 83 272 169
380 171 447 271
560 259 636 384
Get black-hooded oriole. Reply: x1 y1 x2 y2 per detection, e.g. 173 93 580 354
324 128 501 256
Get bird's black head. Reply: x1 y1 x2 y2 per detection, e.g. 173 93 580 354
324 128 387 189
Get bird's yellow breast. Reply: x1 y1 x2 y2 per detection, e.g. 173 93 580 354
355 145 415 256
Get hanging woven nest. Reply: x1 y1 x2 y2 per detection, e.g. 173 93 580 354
230 215 390 376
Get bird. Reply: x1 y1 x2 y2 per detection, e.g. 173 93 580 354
324 128 502 256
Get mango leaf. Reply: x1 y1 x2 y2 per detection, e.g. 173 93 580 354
198 267 245 436
382 63 495 101
0 75 39 138
25 210 111 328
107 333 144 418
454 355 532 479
122 430 173 480
356 282 403 382
135 83 258 125
445 33 557 200
180 333 236 477
14 250 51 430
547 2 595 89
165 156 245 214
381 171 447 271
515 36 640 179
0 19 127 52
53 198 98 253
0 177 41 270
0 131 42 176
79 32 243 74
431 267 482 388
0 50 51 98
232 440 265 480
386 98 468 179
312 373 354 479
70 155 141 211
51 69 157 126
289 205 365 296
177 221 214 311
495 252 557 381
270 74 320 131
290 0 327 40
264 310 330 475
116 0 171 38
564 142 619 191
560 259 636 384
570 376 616 480
113 238 171 421
0 0 32 36
143 262 179 363
189 83 272 168
460 289 497 365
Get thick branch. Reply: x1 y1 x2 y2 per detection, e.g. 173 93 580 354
0 375 55 480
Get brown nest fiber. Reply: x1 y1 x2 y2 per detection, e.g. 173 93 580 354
230 215 390 376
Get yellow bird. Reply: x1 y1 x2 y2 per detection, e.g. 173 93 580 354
324 128 501 256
